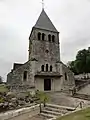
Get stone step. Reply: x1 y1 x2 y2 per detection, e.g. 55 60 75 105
46 104 75 111
42 109 62 116
40 112 56 118
45 107 67 114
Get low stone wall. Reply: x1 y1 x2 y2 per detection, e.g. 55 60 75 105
0 104 40 120
74 93 90 101
76 81 90 92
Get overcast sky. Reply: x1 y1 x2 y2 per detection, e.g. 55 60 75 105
0 0 90 80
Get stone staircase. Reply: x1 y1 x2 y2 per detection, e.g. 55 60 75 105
40 103 75 120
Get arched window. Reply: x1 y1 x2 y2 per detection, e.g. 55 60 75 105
50 65 52 72
42 33 45 41
38 32 41 40
65 73 67 80
48 34 51 42
41 65 44 71
52 35 55 42
46 64 48 72
23 71 28 81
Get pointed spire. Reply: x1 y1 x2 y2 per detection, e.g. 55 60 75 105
34 9 58 32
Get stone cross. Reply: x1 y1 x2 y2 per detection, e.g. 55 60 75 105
42 0 44 10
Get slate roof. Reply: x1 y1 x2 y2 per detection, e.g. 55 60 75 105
13 63 23 70
34 9 58 32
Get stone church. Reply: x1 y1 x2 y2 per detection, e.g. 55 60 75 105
7 9 75 92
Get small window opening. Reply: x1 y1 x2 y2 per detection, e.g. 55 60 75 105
52 35 55 42
42 33 45 40
46 64 48 72
65 73 67 80
23 71 27 81
48 34 51 42
50 65 52 72
46 49 49 53
41 65 44 71
38 32 41 40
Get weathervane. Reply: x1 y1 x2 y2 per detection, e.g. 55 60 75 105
42 0 44 10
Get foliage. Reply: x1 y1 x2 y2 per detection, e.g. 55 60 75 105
24 91 32 97
0 97 4 103
57 107 90 120
69 48 90 74
0 84 8 93
0 76 3 84
36 91 49 104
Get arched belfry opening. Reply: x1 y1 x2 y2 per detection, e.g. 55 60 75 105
42 33 45 40
52 35 55 42
38 32 41 40
48 34 51 42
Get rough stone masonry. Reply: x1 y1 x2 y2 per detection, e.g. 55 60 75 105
7 9 75 92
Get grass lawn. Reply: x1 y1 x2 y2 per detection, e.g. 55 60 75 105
0 84 8 93
57 107 90 120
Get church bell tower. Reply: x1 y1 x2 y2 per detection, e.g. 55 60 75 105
29 9 60 64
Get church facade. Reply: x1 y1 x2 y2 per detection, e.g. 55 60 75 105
7 10 75 92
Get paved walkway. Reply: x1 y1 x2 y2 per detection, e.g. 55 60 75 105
30 115 47 120
8 115 47 120
47 92 90 108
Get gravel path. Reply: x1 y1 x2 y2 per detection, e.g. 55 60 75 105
29 115 47 120
8 114 47 120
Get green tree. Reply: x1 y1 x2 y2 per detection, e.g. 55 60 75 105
69 61 77 74
0 76 3 84
69 48 90 74
36 91 49 112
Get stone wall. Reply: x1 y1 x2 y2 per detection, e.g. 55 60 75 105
7 61 35 87
60 62 75 91
0 104 40 120
7 60 75 92
34 62 75 92
77 84 90 95
35 77 61 91
29 28 60 62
